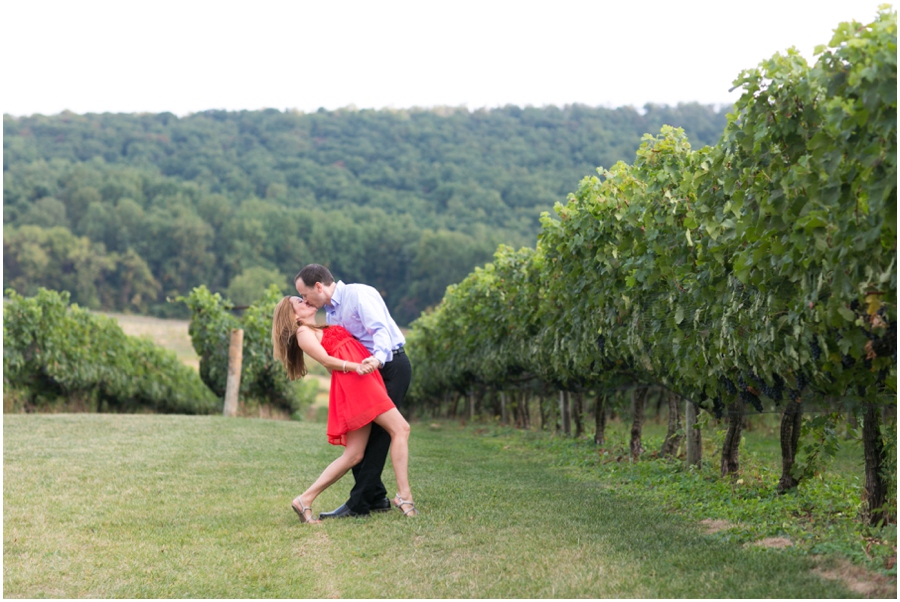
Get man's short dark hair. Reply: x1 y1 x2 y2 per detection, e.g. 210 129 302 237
295 264 335 288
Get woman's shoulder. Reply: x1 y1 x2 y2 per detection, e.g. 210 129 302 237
296 324 324 339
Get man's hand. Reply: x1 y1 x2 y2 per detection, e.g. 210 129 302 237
356 361 375 375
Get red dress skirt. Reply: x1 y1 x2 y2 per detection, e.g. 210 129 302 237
320 325 396 446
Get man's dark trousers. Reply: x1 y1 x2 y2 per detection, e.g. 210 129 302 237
345 350 412 514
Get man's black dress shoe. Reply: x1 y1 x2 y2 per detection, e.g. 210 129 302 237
370 497 392 513
318 503 363 519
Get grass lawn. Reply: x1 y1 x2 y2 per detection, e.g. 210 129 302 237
3 413 884 598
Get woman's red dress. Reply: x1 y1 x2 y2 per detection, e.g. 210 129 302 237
320 325 395 446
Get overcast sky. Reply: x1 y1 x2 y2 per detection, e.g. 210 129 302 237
2 0 891 117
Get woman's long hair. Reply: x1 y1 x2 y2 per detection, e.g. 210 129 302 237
272 296 309 380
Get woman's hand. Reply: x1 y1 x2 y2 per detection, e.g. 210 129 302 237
356 362 375 375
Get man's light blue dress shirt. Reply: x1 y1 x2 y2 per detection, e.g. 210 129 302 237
325 281 405 367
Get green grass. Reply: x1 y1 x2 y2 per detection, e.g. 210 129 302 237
505 415 895 581
620 411 865 476
3 414 881 598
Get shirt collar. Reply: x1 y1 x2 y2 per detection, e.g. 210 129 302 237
327 281 345 310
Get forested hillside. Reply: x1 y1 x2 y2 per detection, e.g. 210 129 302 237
4 103 728 323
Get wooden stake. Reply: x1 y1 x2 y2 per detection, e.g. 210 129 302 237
685 399 702 467
223 328 244 417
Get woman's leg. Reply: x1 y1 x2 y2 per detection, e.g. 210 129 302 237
293 424 371 519
372 408 413 505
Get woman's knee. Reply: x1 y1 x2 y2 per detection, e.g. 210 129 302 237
343 449 365 466
392 418 411 441
375 409 410 440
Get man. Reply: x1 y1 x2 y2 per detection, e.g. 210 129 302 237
294 264 412 519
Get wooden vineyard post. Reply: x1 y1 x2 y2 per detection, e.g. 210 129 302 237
559 391 572 436
685 399 702 467
223 328 244 417
557 391 564 434
629 386 647 461
573 390 585 438
594 392 607 446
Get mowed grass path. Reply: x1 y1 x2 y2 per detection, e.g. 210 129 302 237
4 415 855 598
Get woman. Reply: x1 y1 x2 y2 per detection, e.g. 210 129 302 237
271 296 416 523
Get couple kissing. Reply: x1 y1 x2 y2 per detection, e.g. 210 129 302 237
271 264 416 523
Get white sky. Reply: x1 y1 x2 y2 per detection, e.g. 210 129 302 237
2 0 891 117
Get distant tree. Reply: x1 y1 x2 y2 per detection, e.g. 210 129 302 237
62 185 101 226
399 229 496 323
75 201 117 249
225 266 289 306
106 248 160 312
17 197 69 229
3 225 111 309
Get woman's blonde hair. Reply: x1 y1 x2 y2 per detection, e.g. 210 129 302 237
272 296 308 380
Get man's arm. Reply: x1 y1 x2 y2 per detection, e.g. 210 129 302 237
355 287 395 367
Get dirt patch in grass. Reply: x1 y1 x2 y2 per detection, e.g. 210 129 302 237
747 537 793 549
294 530 332 558
700 519 734 534
812 558 897 598
292 530 341 598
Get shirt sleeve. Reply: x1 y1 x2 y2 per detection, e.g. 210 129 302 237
355 287 394 366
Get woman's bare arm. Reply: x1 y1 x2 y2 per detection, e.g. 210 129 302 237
295 327 374 375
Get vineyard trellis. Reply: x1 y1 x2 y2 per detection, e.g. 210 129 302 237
406 8 897 524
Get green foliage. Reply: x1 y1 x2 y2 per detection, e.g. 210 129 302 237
179 285 240 397
410 7 897 415
794 413 843 482
714 10 897 396
3 104 730 323
3 288 218 413
180 285 316 417
3 224 160 312
225 266 289 307
407 8 897 524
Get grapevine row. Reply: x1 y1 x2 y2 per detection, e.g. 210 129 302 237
406 9 896 522
4 288 218 413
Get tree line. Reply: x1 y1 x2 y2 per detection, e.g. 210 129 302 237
4 103 728 324
405 9 896 524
